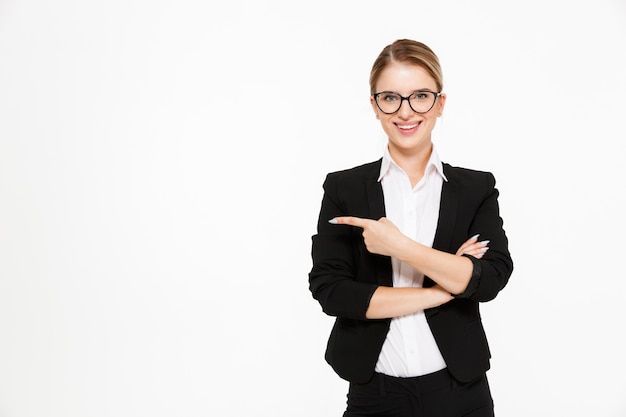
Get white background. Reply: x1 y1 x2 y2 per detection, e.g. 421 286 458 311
1 0 625 416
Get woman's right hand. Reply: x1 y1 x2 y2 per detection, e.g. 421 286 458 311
455 234 489 259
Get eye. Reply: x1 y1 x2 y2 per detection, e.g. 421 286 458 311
411 92 432 101
380 93 400 102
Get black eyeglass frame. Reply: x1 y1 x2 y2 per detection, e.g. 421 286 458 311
372 90 442 114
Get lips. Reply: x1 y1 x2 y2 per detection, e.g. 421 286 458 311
395 121 421 134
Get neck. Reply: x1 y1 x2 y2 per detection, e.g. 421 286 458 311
388 142 433 185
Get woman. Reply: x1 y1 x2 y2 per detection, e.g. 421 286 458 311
308 39 514 416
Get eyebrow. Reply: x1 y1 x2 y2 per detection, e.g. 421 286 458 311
379 88 438 94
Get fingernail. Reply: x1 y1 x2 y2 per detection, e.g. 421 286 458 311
480 240 490 245
471 234 480 240
481 247 490 252
328 218 338 224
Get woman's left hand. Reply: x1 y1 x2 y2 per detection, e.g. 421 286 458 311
455 235 489 259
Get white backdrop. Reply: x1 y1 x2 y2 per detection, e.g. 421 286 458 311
1 0 625 416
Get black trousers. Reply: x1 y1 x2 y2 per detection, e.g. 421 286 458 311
343 369 494 417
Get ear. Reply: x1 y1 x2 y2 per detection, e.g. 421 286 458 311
370 95 380 119
437 93 447 117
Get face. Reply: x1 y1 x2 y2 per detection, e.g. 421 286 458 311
370 62 446 157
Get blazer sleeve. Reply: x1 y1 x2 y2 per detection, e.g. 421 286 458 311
454 172 513 302
308 172 379 320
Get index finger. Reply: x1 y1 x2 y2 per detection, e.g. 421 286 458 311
329 216 372 228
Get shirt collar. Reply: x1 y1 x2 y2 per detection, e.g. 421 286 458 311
378 145 448 183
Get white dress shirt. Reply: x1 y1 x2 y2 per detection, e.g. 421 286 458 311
374 145 448 377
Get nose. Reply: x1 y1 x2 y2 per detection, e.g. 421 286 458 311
398 97 414 118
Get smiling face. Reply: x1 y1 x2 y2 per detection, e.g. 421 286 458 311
370 62 446 158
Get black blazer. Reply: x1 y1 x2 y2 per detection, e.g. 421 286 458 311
309 159 513 384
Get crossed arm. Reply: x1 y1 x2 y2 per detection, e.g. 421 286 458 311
330 216 488 319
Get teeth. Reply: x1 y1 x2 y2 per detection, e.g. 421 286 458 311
398 124 418 130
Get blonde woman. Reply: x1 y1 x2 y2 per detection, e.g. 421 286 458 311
309 39 513 416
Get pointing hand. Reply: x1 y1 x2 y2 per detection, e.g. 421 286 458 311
330 216 406 257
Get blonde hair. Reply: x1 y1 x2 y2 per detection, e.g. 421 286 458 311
369 39 443 95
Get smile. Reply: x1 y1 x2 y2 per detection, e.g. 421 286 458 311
397 123 419 130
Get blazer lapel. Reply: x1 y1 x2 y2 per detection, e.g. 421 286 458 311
366 179 385 220
432 164 460 253
425 164 460 302
365 163 392 286
425 165 461 317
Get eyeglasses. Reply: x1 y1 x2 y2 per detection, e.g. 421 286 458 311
372 90 442 114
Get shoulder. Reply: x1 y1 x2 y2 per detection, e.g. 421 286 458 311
321 160 382 200
325 159 382 182
443 163 496 186
442 163 499 198
328 159 382 177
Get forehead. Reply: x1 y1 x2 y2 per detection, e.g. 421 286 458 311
376 62 438 93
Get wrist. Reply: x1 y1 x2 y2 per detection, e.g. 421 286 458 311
395 235 419 263
427 286 454 306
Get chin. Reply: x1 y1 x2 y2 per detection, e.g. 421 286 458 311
391 135 430 151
